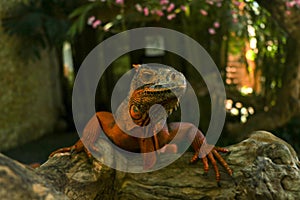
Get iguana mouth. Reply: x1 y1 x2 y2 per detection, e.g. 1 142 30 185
144 83 184 114
128 83 185 126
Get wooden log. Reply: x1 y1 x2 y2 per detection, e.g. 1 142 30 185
1 131 299 199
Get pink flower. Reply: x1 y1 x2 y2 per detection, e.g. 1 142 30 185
155 10 164 17
286 1 296 8
214 21 220 28
206 0 214 5
208 28 216 35
87 16 95 25
144 7 149 16
115 0 124 5
233 1 241 6
167 13 176 20
181 5 187 12
160 0 169 5
200 9 208 16
217 2 222 7
285 10 291 16
135 4 143 12
231 10 237 15
167 3 175 12
232 18 238 24
287 0 300 7
92 20 101 28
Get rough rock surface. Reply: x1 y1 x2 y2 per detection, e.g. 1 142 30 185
0 0 64 151
0 131 299 200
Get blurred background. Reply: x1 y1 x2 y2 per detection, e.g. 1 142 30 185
0 0 299 165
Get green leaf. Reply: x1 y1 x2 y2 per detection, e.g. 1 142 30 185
68 21 79 38
69 2 99 19
77 13 86 33
185 5 190 17
69 4 88 19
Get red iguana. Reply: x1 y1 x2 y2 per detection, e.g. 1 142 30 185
50 64 232 183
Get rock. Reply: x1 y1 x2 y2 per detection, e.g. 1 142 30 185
0 0 64 151
0 131 299 199
228 131 300 199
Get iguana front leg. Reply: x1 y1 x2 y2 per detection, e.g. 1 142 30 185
159 122 233 182
49 114 101 158
49 140 91 157
49 112 140 158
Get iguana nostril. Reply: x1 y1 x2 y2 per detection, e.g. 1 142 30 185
171 73 176 80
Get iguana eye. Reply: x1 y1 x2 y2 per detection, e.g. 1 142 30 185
130 105 142 120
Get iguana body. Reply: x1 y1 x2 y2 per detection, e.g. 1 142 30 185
50 64 232 182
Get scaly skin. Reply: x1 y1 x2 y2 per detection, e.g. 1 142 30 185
50 64 232 183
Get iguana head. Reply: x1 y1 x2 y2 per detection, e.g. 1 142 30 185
128 64 186 126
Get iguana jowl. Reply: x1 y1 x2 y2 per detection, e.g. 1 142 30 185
50 64 232 182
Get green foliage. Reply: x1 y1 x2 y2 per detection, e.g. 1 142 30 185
68 2 100 38
1 0 72 61
243 1 287 103
0 0 293 99
223 1 289 107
